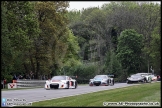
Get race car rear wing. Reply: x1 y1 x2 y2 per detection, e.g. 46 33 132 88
71 76 78 79
107 75 115 78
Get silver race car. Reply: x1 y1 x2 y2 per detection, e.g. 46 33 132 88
89 75 114 86
45 75 77 90
127 73 152 84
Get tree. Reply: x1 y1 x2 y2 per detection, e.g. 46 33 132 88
1 1 14 79
1 1 40 80
149 27 161 74
69 7 109 74
103 49 122 77
66 10 81 27
68 1 160 79
34 1 71 78
134 2 160 73
62 29 81 67
116 29 144 75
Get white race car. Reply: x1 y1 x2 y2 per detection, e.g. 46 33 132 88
127 73 152 84
149 74 158 81
45 75 77 90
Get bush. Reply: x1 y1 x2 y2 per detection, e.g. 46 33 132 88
76 79 89 84
73 64 97 79
61 63 97 79
4 75 13 83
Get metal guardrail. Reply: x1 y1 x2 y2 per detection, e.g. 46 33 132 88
7 78 111 89
9 80 46 88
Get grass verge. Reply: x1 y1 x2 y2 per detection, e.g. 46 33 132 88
31 82 161 107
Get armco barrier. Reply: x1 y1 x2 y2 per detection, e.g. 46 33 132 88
7 79 90 89
8 83 17 89
11 80 46 88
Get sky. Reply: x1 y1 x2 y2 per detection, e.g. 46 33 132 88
67 1 161 11
67 1 110 11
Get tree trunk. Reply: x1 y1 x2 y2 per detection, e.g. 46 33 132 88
23 63 29 75
29 49 35 78
30 55 35 79
148 59 150 73
36 59 40 79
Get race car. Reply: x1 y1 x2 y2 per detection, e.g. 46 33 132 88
45 75 77 90
157 75 161 81
149 74 158 81
89 75 114 86
127 73 152 84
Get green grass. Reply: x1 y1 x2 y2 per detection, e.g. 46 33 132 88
31 82 161 107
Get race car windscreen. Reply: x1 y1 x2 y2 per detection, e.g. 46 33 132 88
94 75 107 79
51 76 66 80
131 74 142 78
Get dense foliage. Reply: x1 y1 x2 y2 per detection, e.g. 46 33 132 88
1 1 161 82
116 29 144 75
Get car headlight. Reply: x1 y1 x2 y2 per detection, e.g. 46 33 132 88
46 80 50 84
102 79 107 81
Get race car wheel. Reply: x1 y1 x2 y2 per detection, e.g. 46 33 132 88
112 80 114 85
127 80 131 84
66 81 70 89
46 88 50 90
143 78 147 83
74 81 77 89
109 79 114 86
107 80 109 86
89 82 93 86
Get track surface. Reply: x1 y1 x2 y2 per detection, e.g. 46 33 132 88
2 83 140 106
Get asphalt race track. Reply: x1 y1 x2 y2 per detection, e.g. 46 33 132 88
2 83 142 106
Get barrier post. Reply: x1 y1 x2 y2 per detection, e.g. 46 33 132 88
8 83 17 89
